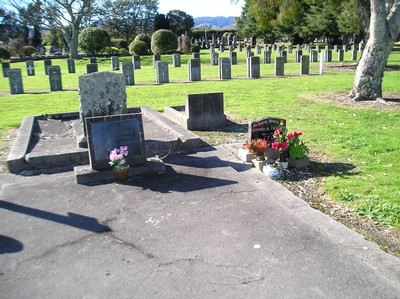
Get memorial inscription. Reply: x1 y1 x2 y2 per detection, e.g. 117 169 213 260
249 117 286 145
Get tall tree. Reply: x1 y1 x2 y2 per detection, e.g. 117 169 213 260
350 0 400 101
236 2 262 40
166 10 194 36
153 13 170 31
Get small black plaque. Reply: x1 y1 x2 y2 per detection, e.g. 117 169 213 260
248 117 286 145
86 113 146 170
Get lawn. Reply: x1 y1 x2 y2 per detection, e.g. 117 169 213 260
1 48 399 228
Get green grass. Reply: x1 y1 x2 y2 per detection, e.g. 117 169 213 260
1 49 399 227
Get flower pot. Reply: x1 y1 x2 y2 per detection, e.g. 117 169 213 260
252 158 267 171
281 161 289 169
263 164 284 180
113 167 130 182
289 156 310 169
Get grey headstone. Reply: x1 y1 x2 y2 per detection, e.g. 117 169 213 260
132 55 141 69
352 49 358 61
156 61 169 84
89 57 97 64
172 53 181 67
334 45 338 52
296 44 301 50
44 59 52 75
85 113 145 170
229 51 237 65
48 66 63 91
311 50 318 62
111 56 119 70
122 62 134 86
300 55 310 75
237 43 242 52
232 35 237 47
278 45 284 52
295 50 302 63
338 50 344 62
210 52 219 66
188 58 201 82
325 45 330 51
2 62 11 78
316 45 321 53
26 60 35 76
342 45 347 52
247 51 254 58
275 57 284 76
218 58 231 80
280 50 287 63
228 45 233 52
288 46 292 54
8 69 24 94
273 44 277 51
320 53 325 75
86 63 98 74
219 45 224 52
153 54 160 68
247 56 260 79
263 51 271 64
256 45 261 54
67 58 75 73
359 43 363 52
192 52 200 59
78 71 127 137
325 50 332 62
351 45 356 52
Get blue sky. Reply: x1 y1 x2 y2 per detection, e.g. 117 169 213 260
158 0 245 18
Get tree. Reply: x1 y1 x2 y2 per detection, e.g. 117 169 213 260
166 10 194 36
42 0 96 58
350 0 400 101
78 27 111 54
236 3 261 40
0 8 19 42
153 13 170 30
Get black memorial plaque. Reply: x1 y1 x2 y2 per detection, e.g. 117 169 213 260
248 117 286 145
85 113 146 170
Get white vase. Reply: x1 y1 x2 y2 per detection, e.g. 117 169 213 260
263 164 284 179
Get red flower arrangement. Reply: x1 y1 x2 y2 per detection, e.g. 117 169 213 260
243 139 268 159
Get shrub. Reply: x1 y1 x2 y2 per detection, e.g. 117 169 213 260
134 34 151 49
227 32 233 42
191 44 200 53
23 45 37 57
129 41 148 55
78 27 111 55
0 47 11 60
151 29 178 55
177 35 191 53
111 38 128 49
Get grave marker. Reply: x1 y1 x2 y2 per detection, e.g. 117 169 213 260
320 52 325 75
338 49 344 62
280 50 287 63
352 49 358 61
238 43 242 52
263 51 271 64
188 58 201 82
248 117 286 145
89 57 97 64
67 58 76 73
210 52 219 66
192 52 200 59
2 62 10 78
218 58 231 80
48 66 63 91
26 60 35 76
132 55 141 69
85 113 145 170
300 55 310 75
44 59 52 75
8 69 24 94
153 54 160 68
275 57 284 76
256 45 261 54
86 63 98 74
220 45 224 52
295 50 302 63
122 62 134 86
247 56 260 78
316 45 321 53
156 61 169 84
311 50 318 62
229 51 237 65
173 53 181 67
325 50 332 62
111 56 119 70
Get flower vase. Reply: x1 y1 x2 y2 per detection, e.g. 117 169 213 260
113 166 130 182
252 157 267 171
263 164 284 180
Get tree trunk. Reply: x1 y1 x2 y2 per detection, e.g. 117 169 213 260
69 26 80 59
350 0 400 101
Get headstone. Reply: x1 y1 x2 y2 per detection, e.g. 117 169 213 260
320 52 325 75
342 45 347 52
238 43 242 52
359 43 363 52
351 45 356 52
210 52 219 66
67 58 76 73
352 49 358 61
280 50 287 63
153 54 160 68
256 45 261 54
249 117 286 145
86 63 98 74
2 62 10 78
278 45 284 52
44 59 52 75
220 45 224 52
334 45 338 52
316 45 321 53
228 45 233 52
273 44 277 51
78 71 127 139
295 50 302 63
122 62 134 86
296 44 301 50
192 52 200 59
8 69 24 94
26 60 35 76
247 56 260 79
338 49 344 62
311 50 318 62
48 66 62 91
229 51 237 65
111 56 119 70
263 51 271 64
300 55 310 75
89 57 97 64
325 50 332 62
275 57 284 76
188 58 201 81
132 55 141 69
287 45 292 54
172 53 181 67
156 61 169 84
218 58 231 80
325 45 330 51
233 35 237 47
85 113 145 170
247 51 254 58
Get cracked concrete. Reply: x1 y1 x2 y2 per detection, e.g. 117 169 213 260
1 145 400 298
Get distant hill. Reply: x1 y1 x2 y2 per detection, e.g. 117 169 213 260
194 16 236 29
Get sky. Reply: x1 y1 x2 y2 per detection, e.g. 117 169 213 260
158 0 245 18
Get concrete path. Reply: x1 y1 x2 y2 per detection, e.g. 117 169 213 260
1 145 399 298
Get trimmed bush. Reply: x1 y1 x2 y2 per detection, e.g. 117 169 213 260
23 46 37 57
78 27 111 55
151 29 178 55
129 41 148 55
134 34 151 49
111 38 128 49
0 47 11 60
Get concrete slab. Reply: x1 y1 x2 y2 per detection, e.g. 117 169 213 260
1 146 399 298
